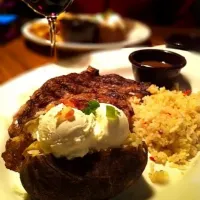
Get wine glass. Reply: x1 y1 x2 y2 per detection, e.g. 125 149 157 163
21 0 74 57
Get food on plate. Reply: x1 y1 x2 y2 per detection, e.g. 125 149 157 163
13 186 29 200
148 163 169 185
60 11 129 43
59 13 99 43
2 67 149 200
95 11 127 43
29 22 49 39
149 168 169 185
29 11 131 43
29 21 63 42
131 85 200 165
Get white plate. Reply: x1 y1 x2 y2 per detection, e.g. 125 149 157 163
1 47 200 200
22 18 151 51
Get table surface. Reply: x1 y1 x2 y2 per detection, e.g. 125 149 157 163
1 26 200 84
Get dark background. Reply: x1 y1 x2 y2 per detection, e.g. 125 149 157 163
1 0 200 27
0 0 200 44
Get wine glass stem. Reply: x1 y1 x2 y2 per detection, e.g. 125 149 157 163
47 16 57 59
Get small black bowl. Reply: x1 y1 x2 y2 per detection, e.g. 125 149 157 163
129 49 187 88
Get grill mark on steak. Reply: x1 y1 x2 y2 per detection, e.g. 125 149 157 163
2 67 150 172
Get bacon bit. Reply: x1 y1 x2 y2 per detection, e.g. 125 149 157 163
150 156 156 162
65 109 75 120
142 122 147 128
46 103 55 111
60 99 76 108
183 90 191 96
58 107 75 121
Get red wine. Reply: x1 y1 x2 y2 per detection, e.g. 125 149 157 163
23 0 73 17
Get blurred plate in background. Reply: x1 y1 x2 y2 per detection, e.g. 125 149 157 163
21 17 151 51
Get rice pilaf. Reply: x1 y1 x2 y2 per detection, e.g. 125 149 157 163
131 85 200 165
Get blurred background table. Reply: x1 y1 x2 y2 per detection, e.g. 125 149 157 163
1 26 200 84
1 0 200 84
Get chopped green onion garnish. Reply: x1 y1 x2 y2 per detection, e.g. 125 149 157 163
82 100 100 115
116 110 121 116
106 105 120 120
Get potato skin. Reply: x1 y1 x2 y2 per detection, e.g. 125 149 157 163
20 143 148 200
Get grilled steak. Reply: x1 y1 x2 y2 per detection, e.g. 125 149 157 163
2 67 150 172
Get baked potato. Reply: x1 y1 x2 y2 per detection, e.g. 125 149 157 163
20 140 147 200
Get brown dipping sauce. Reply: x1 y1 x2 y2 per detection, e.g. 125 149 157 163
141 61 172 68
